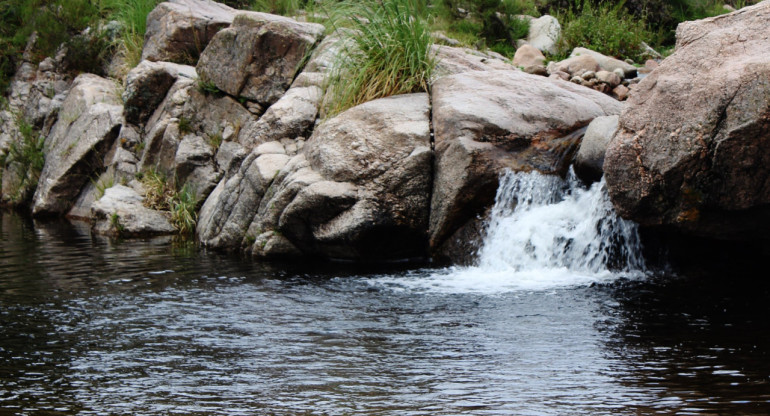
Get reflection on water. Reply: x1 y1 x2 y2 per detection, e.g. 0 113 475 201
1 212 769 415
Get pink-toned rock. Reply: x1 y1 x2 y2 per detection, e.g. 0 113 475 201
512 44 545 68
612 84 630 100
546 54 600 77
604 0 770 239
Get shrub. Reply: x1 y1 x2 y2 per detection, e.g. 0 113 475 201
101 0 162 71
1 116 46 204
557 1 657 61
324 0 436 116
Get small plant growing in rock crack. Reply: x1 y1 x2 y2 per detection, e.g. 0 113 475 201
178 116 193 135
93 175 116 200
208 132 223 150
138 168 198 236
196 79 222 95
110 212 125 234
139 168 173 210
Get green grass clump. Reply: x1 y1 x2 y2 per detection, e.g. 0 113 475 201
557 1 658 61
169 183 197 236
100 0 162 71
324 0 436 117
138 168 198 236
1 116 46 205
93 175 115 200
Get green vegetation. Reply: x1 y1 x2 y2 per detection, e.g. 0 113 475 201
178 116 193 135
555 1 657 61
110 212 125 233
250 0 304 15
101 0 162 71
93 175 116 200
323 0 436 117
0 116 46 205
138 168 198 236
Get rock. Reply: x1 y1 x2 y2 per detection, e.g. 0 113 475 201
237 85 322 149
429 70 622 253
596 70 622 87
431 45 514 78
142 0 236 64
582 70 596 80
604 0 770 240
640 41 663 60
547 54 600 77
91 185 176 236
32 74 124 216
574 115 619 183
512 44 545 68
174 134 219 201
198 94 432 261
432 31 461 46
523 65 548 76
549 70 570 81
196 12 324 106
527 15 561 55
122 60 196 125
612 84 630 100
571 47 637 78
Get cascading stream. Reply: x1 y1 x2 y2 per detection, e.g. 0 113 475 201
476 169 646 275
381 169 647 293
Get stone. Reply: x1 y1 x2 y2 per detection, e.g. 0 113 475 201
596 70 622 87
612 84 630 101
198 93 432 261
582 70 596 80
174 134 219 201
550 70 570 81
574 115 619 183
527 15 561 55
91 185 176 236
570 47 637 78
196 11 324 106
431 45 515 78
512 44 545 68
432 31 461 46
604 0 770 240
32 74 124 216
429 69 622 253
237 85 322 149
122 60 196 125
142 0 236 64
547 54 600 77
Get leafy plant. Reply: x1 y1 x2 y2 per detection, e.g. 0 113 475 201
169 183 197 236
2 116 46 204
324 0 436 117
556 0 657 61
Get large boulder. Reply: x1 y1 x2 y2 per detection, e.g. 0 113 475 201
142 0 236 63
91 185 176 236
429 70 622 254
32 74 123 216
122 60 196 125
527 15 561 55
604 1 770 240
196 12 325 106
198 93 432 261
431 45 515 77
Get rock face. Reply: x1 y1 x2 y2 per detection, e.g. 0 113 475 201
32 74 123 216
431 45 515 77
527 15 561 55
574 115 618 184
197 12 324 106
604 1 770 240
142 0 236 63
198 93 432 261
91 185 176 236
430 70 622 253
122 60 196 125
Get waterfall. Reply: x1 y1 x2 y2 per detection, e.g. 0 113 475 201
476 169 646 275
375 169 646 293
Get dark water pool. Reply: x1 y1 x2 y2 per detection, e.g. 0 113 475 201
1 212 769 415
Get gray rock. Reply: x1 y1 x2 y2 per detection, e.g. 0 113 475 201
32 74 124 216
596 70 622 87
91 185 176 236
237 85 322 149
605 0 770 239
574 115 619 183
570 47 637 78
142 0 236 64
527 15 561 55
547 54 600 77
431 45 515 78
429 69 622 255
196 12 324 105
122 60 196 125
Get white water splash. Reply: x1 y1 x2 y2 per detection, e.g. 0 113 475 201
375 169 646 293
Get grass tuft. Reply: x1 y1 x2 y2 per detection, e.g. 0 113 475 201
1 116 46 204
323 0 436 117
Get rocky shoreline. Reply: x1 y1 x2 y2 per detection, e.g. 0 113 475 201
1 0 768 264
